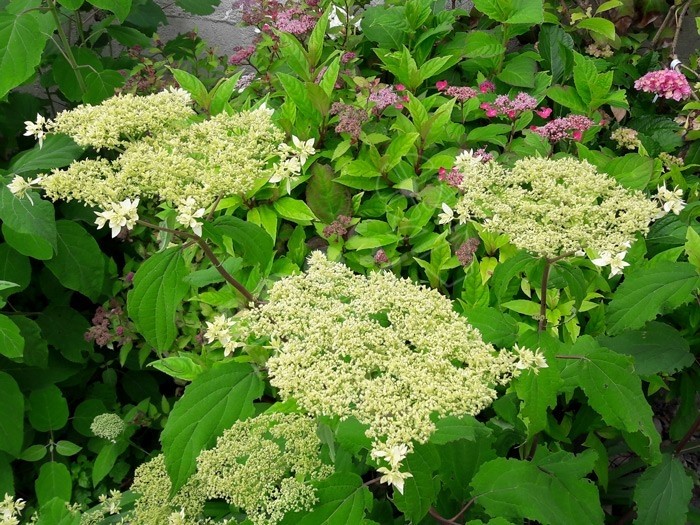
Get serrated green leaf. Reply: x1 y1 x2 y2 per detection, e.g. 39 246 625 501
576 17 616 40
538 24 574 84
606 263 700 334
204 216 274 269
0 372 23 457
45 220 106 301
497 55 537 88
597 322 694 375
463 31 506 58
513 344 562 436
633 454 693 525
462 306 518 347
685 227 700 269
305 164 352 223
430 415 491 444
168 67 208 106
83 69 124 104
88 0 132 21
29 385 69 432
0 11 49 100
161 362 263 493
471 452 604 525
0 187 56 253
127 247 190 352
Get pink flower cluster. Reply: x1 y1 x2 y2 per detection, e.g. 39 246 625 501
481 93 538 119
229 45 255 65
369 86 406 113
438 167 464 188
531 114 594 142
330 103 368 141
323 215 353 238
275 7 316 34
456 237 481 266
634 69 692 101
436 80 479 101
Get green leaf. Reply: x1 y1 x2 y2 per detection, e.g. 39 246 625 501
430 415 491 445
277 72 317 118
685 227 700 270
305 164 352 222
58 0 84 8
490 252 539 301
497 55 537 88
538 24 574 84
438 436 496 503
467 124 512 146
106 25 150 47
606 263 700 335
45 220 106 301
393 445 440 522
52 47 102 102
307 6 329 68
204 216 274 269
463 31 506 59
384 132 419 172
473 0 543 24
175 0 217 15
361 6 409 49
209 72 243 115
92 442 118 486
29 385 69 432
168 67 208 106
35 463 71 506
88 0 132 21
601 154 654 190
0 11 49 100
597 322 694 375
283 472 369 525
462 306 518 347
36 305 91 363
471 452 604 525
513 345 562 436
9 134 84 174
273 197 318 224
0 244 30 294
634 454 693 525
546 85 587 113
55 440 82 457
21 444 48 462
576 17 616 40
0 314 23 359
150 356 204 382
0 372 23 457
82 69 124 104
502 299 541 317
161 361 263 493
127 247 190 352
2 223 53 260
0 187 56 253
560 337 659 454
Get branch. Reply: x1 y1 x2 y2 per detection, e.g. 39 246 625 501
136 220 259 306
674 410 700 456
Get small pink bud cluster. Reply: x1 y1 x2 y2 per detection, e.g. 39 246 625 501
436 81 479 102
341 52 356 63
634 69 692 101
229 45 255 65
323 215 353 238
369 86 402 113
531 114 594 142
275 7 317 34
84 301 131 348
374 249 390 265
456 238 481 266
481 93 538 119
330 103 368 142
438 167 464 188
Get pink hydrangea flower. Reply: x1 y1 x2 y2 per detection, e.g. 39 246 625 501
634 69 692 101
481 93 537 119
445 86 478 102
531 114 593 142
436 80 449 91
535 107 552 118
369 87 400 113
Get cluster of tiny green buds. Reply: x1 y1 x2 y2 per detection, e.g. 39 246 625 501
90 413 126 443
610 127 642 150
1 494 25 525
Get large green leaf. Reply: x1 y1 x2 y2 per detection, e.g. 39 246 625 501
35 463 71 507
37 305 91 363
513 344 562 436
45 220 106 301
633 454 693 525
0 187 56 253
538 24 574 84
471 451 604 525
161 361 263 492
88 0 132 21
0 314 23 359
0 372 23 457
560 337 660 462
597 322 694 375
305 164 352 223
9 134 84 174
0 11 49 99
0 244 30 294
282 473 370 525
83 69 124 104
601 154 655 191
361 6 408 49
203 216 274 269
473 0 543 24
606 262 700 335
28 385 69 432
393 444 440 522
127 247 190 352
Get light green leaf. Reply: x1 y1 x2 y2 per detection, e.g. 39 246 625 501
601 153 654 190
168 67 208 106
35 463 71 506
513 345 562 435
463 31 505 58
0 372 23 457
209 72 243 115
497 55 538 88
150 356 204 382
127 247 190 352
685 227 700 269
161 362 263 493
55 441 82 457
502 299 541 317
45 220 106 301
606 263 700 335
471 452 604 525
92 442 118 486
633 454 693 525
83 69 124 104
462 307 518 347
576 17 616 40
29 385 69 432
0 314 23 359
0 11 49 100
273 197 318 224
283 473 369 525
0 187 56 253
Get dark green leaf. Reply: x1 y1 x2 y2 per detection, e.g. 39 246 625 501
0 187 56 253
393 444 440 522
538 24 574 84
36 305 91 363
9 134 84 174
175 0 218 15
305 164 352 223
204 216 274 269
634 454 693 525
93 442 118 486
83 69 125 104
161 361 263 492
29 385 69 432
0 372 23 457
0 11 49 99
35 463 71 506
88 0 132 21
0 314 23 359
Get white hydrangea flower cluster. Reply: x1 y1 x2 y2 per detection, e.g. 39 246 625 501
214 252 541 463
655 183 686 216
204 314 243 357
446 153 660 273
90 413 126 442
94 198 139 238
0 494 25 525
370 444 413 493
128 414 330 525
17 92 306 238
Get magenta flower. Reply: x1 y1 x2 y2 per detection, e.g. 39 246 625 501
479 80 495 93
436 80 449 91
536 107 552 118
341 52 356 64
634 69 692 101
395 84 406 92
445 85 478 102
531 114 593 142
